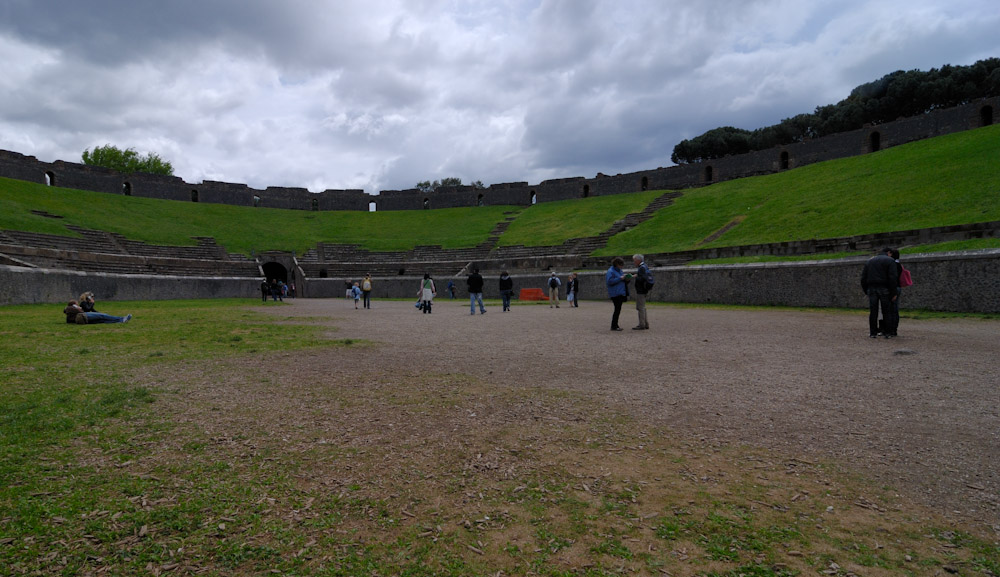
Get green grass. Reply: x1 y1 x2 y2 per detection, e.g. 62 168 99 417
3 124 999 260
497 189 663 247
2 300 998 575
599 123 1000 256
0 177 515 255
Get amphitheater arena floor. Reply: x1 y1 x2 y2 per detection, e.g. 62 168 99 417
261 297 999 528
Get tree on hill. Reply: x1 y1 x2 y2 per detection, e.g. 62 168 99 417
415 177 486 192
672 58 1000 163
82 144 174 175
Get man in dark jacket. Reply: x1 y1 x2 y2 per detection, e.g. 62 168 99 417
861 248 899 338
632 254 652 330
467 267 486 315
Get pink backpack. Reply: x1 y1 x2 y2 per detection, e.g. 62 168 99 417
899 266 913 287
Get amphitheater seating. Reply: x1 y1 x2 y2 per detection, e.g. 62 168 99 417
1 189 686 280
0 227 262 278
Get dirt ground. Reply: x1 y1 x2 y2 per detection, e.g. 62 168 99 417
251 297 999 531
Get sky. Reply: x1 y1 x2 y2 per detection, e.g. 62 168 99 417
1 1 998 196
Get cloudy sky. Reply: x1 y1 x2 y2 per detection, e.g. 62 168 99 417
1 1 998 195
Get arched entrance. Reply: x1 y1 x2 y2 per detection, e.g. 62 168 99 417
780 151 790 170
262 261 288 283
981 105 994 127
868 131 881 153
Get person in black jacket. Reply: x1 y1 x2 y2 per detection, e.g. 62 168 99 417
861 248 899 338
631 254 652 329
499 271 514 311
467 267 486 315
566 273 580 307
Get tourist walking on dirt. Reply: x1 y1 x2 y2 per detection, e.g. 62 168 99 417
418 273 437 314
631 254 653 330
861 248 898 338
467 267 486 315
362 273 373 309
566 273 579 307
606 257 629 331
350 282 362 309
547 272 561 308
499 271 514 311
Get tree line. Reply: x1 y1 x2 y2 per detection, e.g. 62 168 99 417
671 58 1000 164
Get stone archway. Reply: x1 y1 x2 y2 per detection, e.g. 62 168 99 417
262 261 288 283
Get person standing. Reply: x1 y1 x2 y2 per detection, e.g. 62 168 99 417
467 267 486 315
605 257 629 331
350 282 362 309
419 273 437 314
547 272 561 308
260 280 270 303
631 254 652 330
361 273 373 309
499 271 514 312
887 248 907 337
566 273 579 307
447 280 456 299
861 248 899 338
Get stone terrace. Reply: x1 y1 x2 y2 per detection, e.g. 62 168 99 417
0 227 261 277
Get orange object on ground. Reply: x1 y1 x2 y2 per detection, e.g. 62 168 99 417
519 288 548 301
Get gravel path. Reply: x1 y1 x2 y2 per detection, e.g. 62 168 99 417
266 297 1000 529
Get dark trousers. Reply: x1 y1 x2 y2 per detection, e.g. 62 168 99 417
363 291 371 309
868 288 896 336
610 295 627 329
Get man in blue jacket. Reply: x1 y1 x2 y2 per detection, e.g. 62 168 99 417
605 257 630 331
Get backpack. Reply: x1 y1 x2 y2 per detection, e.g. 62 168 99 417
362 279 371 291
549 277 559 288
899 267 913 287
639 264 655 287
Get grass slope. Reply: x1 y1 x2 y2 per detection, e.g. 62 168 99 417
0 178 515 255
599 124 1000 256
497 189 664 247
2 124 999 258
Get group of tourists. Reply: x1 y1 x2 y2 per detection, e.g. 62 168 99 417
408 255 655 332
260 278 293 302
58 249 912 337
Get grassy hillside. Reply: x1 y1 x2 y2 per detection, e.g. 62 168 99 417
0 178 514 255
2 123 999 258
599 123 1000 256
497 189 662 246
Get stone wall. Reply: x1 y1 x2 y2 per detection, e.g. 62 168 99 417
2 98 996 212
0 266 261 306
7 249 997 312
